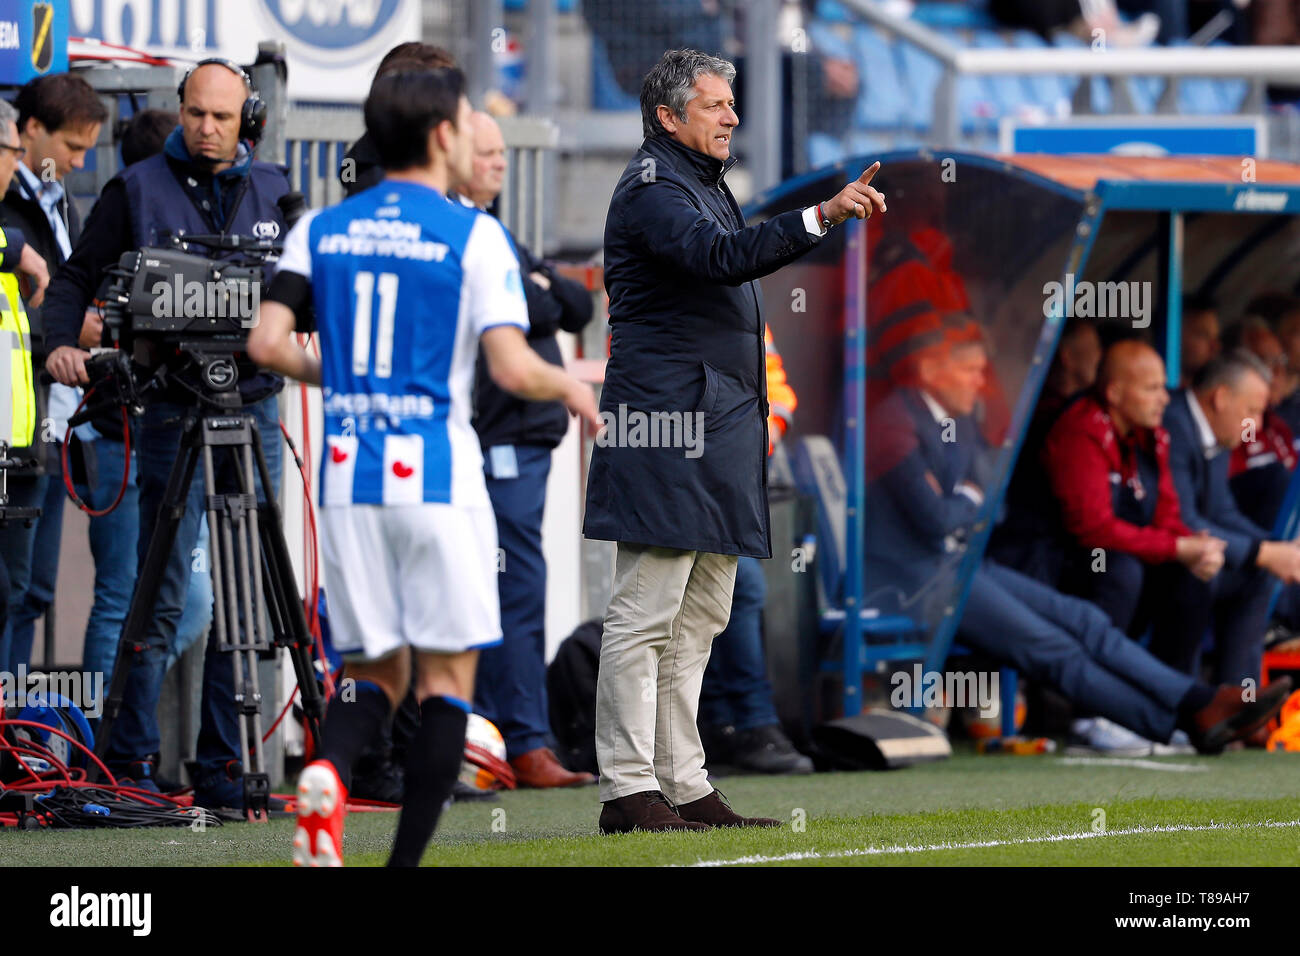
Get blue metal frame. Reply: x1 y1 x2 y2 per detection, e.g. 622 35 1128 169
842 217 868 714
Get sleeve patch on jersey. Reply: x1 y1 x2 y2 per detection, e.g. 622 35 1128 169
383 433 425 505
323 435 359 506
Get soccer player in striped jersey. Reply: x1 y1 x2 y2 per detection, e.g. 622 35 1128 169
248 67 599 867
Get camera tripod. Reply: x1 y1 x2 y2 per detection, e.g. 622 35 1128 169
90 370 324 822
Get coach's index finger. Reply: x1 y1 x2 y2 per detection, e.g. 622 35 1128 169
858 161 881 185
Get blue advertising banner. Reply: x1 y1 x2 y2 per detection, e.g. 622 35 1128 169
1000 116 1266 158
0 0 69 85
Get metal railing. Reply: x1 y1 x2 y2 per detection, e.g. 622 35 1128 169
839 0 1300 149
283 107 558 251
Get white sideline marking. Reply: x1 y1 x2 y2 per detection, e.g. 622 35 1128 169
680 819 1300 867
1058 757 1209 773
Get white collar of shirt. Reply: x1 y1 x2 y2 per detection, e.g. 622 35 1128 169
919 389 949 425
16 161 71 260
1186 390 1219 458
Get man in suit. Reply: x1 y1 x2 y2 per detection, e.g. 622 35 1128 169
1156 349 1300 685
865 330 1290 752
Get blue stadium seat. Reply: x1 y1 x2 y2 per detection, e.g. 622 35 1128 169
852 24 909 129
791 434 1018 731
1050 32 1114 113
971 28 1035 118
910 0 998 30
589 34 640 111
1011 29 1072 116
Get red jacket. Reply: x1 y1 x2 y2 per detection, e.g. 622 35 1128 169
1042 393 1190 563
1229 409 1297 477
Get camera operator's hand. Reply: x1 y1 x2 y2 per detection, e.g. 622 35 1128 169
17 243 49 308
79 308 103 349
822 162 887 226
46 345 90 386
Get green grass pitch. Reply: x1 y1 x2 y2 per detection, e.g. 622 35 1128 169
4 751 1298 866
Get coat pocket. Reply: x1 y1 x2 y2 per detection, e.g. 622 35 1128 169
696 361 720 417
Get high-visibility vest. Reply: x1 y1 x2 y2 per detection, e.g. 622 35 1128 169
0 226 34 448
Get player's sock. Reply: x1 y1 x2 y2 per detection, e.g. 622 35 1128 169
387 695 469 867
319 679 391 792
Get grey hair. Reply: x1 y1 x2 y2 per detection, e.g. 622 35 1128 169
1194 347 1272 392
640 48 736 139
0 99 17 132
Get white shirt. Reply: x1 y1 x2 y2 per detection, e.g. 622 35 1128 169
1185 390 1219 458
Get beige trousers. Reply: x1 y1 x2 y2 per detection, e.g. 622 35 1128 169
595 542 739 804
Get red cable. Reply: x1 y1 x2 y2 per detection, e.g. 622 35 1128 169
0 718 119 786
60 385 132 517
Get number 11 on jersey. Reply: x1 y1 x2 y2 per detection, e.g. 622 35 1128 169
352 270 399 379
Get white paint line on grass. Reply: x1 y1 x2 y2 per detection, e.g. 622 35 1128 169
1057 757 1209 772
680 819 1300 867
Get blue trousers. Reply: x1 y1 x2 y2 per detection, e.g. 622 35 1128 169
699 555 779 731
0 471 55 673
77 435 140 683
1148 562 1272 688
960 562 1195 742
475 444 551 760
106 397 281 781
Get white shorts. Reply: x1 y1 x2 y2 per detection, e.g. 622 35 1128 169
320 503 502 660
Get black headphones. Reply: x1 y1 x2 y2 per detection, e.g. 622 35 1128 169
177 57 268 145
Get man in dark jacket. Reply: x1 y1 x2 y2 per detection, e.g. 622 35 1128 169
466 111 597 788
44 61 292 812
586 48 886 834
0 73 104 674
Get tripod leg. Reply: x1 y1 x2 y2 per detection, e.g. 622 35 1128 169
91 422 202 778
204 440 270 823
249 419 325 752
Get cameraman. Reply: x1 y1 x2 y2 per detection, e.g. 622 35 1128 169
43 60 291 813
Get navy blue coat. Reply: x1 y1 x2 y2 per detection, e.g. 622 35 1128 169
1162 388 1266 568
865 387 993 579
583 134 822 557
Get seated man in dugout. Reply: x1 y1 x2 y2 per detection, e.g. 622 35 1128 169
863 328 1290 755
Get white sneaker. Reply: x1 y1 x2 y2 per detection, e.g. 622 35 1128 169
1067 716 1154 756
1150 729 1197 756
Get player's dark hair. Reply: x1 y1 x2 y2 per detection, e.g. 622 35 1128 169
120 108 178 166
364 68 465 171
375 42 456 78
14 72 108 135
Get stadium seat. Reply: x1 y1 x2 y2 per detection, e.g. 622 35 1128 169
589 34 640 111
791 434 1018 732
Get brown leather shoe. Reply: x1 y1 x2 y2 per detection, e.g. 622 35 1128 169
676 790 781 828
509 748 596 789
1192 677 1293 754
599 791 711 834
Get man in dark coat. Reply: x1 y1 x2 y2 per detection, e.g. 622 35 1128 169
586 48 886 834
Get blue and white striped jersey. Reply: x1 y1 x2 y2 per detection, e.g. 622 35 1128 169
276 179 528 507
